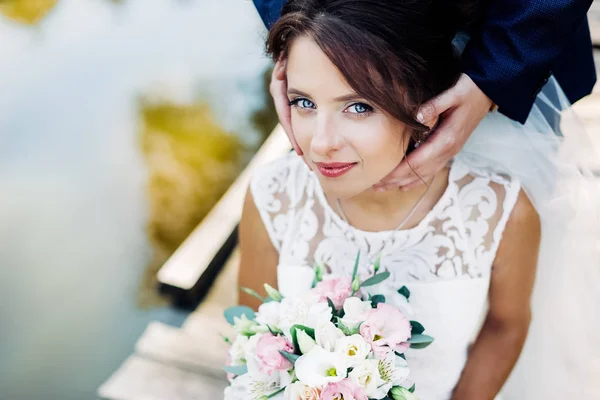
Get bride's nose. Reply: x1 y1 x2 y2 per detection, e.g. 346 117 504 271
310 115 342 157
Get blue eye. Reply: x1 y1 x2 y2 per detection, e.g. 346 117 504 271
346 103 373 114
289 98 315 109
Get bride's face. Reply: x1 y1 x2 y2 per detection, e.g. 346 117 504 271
286 36 410 199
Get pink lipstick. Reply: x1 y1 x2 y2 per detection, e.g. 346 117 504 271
314 162 357 178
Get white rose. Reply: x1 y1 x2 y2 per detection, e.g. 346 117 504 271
228 335 249 366
295 346 348 387
339 297 372 330
349 359 387 399
315 320 345 352
278 293 332 340
256 301 282 330
335 334 371 367
284 381 321 400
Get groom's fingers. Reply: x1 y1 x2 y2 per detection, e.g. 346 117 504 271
270 60 303 155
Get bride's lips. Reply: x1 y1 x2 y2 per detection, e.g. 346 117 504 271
314 161 357 178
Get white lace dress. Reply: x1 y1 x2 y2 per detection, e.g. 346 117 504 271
249 153 521 400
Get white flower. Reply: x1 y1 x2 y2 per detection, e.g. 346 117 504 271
339 297 372 330
295 346 348 387
315 320 345 352
256 301 282 331
278 293 332 341
335 334 371 367
297 329 317 354
233 314 260 336
243 333 265 379
229 335 250 366
284 381 321 400
224 374 253 400
379 353 410 387
349 359 386 399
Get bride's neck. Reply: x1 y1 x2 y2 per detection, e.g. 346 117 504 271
330 169 450 232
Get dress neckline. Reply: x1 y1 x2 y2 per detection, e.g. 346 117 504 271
311 160 460 237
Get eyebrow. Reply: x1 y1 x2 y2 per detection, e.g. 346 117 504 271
287 88 363 103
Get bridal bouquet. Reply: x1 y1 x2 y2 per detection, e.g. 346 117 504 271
223 253 433 400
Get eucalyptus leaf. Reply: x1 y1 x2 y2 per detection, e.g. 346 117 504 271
361 271 391 287
408 333 434 349
410 320 425 335
224 306 256 325
370 294 386 308
224 365 248 376
397 286 411 300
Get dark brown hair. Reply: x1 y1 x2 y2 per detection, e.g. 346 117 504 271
267 0 481 141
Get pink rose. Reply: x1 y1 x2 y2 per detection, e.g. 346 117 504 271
312 276 352 309
359 303 412 357
321 379 368 400
255 333 294 375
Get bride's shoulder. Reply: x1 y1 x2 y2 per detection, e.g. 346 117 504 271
451 159 521 194
249 152 311 204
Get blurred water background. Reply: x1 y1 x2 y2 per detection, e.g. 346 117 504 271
0 0 275 399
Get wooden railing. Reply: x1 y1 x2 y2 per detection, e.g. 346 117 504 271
157 125 291 308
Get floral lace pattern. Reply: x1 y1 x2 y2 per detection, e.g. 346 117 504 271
250 153 520 283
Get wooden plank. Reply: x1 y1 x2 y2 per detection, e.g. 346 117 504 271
98 355 227 400
157 125 290 290
135 321 231 378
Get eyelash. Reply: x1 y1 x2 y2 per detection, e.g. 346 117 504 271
288 97 375 118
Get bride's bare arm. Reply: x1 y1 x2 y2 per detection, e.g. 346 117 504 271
237 188 279 310
452 190 540 400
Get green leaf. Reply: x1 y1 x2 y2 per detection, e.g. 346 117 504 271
370 294 386 308
224 365 248 375
410 321 425 335
290 325 315 352
267 387 286 398
224 306 255 325
395 352 407 360
409 384 416 393
408 333 434 349
361 272 391 287
326 297 337 316
279 350 301 365
241 287 265 302
351 251 361 290
397 286 411 300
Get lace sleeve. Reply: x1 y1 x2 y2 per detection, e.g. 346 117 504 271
454 164 522 272
249 154 299 253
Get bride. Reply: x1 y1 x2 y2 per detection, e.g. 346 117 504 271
235 1 599 399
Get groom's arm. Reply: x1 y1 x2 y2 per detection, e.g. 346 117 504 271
461 0 594 124
252 0 286 29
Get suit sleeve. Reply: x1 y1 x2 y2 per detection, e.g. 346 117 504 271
252 0 286 29
461 0 594 123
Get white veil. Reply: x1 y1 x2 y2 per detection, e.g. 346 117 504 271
455 76 600 399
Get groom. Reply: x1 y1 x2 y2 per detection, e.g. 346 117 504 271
253 0 597 190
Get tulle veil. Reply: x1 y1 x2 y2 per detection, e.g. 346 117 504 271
455 75 600 399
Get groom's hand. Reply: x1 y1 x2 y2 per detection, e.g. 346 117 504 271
270 59 303 155
374 74 493 191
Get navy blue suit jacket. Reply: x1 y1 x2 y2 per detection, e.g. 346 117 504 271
253 0 597 123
